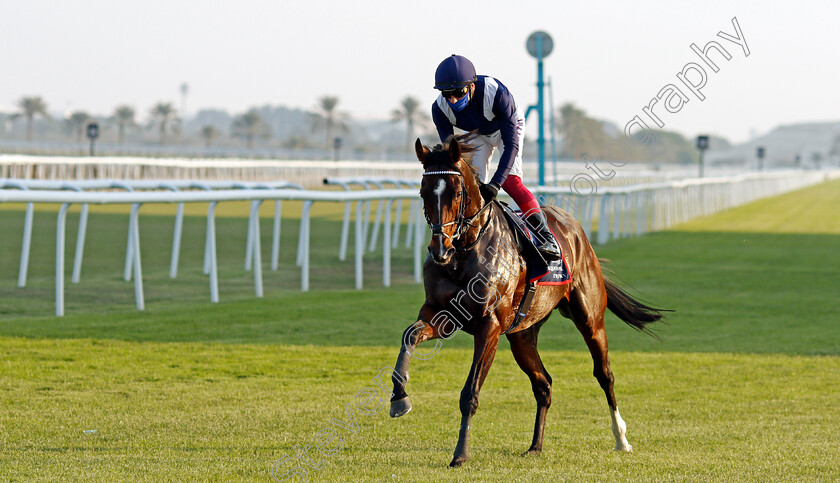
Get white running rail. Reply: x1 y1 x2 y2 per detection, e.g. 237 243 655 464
2 169 837 316
0 187 422 316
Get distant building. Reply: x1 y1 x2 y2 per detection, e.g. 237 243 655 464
706 121 840 169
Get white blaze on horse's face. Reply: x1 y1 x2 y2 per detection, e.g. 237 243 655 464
421 173 461 265
434 179 446 197
434 179 446 259
434 179 446 221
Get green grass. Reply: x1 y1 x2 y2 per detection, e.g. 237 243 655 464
675 177 840 234
3 340 838 481
1 180 840 481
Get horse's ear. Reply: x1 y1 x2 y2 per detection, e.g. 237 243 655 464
415 138 429 164
447 138 461 164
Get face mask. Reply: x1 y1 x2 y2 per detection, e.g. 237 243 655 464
447 91 470 112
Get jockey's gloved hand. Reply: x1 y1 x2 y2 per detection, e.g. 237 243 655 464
479 181 501 203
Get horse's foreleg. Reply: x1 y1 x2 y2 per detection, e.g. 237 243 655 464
390 310 445 418
450 320 501 468
506 320 552 456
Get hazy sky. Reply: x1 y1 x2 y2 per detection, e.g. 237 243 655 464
2 0 839 143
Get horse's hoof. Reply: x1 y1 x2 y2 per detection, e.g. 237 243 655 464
449 456 468 468
614 442 633 452
389 397 412 418
522 448 542 457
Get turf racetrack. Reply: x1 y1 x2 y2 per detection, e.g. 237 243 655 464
1 179 839 481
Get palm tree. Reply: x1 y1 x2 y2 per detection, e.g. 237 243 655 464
232 109 268 148
17 96 49 141
113 105 136 144
309 95 350 151
66 111 90 142
150 102 177 144
200 125 219 148
391 96 426 151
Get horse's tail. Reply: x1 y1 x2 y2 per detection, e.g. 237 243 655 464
603 273 666 339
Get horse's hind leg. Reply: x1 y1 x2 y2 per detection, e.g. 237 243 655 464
568 286 633 452
507 319 553 456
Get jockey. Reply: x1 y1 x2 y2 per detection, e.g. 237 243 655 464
431 54 561 261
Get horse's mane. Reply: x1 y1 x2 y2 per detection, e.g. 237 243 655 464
427 132 481 183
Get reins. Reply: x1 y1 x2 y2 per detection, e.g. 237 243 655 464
456 201 494 252
422 169 494 251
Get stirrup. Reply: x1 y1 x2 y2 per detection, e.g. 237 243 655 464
537 238 562 261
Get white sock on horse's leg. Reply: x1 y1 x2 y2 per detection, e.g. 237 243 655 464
610 407 633 452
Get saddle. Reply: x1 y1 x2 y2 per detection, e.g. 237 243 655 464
497 201 571 334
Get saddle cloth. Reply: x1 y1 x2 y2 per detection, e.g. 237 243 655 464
497 201 571 286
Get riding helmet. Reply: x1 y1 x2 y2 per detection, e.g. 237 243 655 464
434 55 477 90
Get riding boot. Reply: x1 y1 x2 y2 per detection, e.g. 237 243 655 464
525 211 562 261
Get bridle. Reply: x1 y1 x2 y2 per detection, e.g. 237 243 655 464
421 169 493 249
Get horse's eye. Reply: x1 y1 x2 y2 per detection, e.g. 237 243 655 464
454 191 462 199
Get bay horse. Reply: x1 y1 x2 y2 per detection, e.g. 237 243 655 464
389 135 664 467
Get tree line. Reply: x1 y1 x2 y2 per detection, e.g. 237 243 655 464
4 95 429 154
556 103 731 164
5 95 722 163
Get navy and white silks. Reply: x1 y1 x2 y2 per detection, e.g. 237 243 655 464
431 75 526 186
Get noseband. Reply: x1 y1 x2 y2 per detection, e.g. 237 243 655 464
422 170 492 247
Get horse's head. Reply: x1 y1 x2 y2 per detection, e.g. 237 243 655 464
416 136 480 265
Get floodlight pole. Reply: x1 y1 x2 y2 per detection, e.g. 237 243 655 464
525 31 554 187
536 39 546 187
548 76 558 186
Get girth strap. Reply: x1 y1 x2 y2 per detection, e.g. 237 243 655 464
505 282 537 335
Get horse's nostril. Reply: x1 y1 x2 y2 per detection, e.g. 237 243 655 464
428 245 454 264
